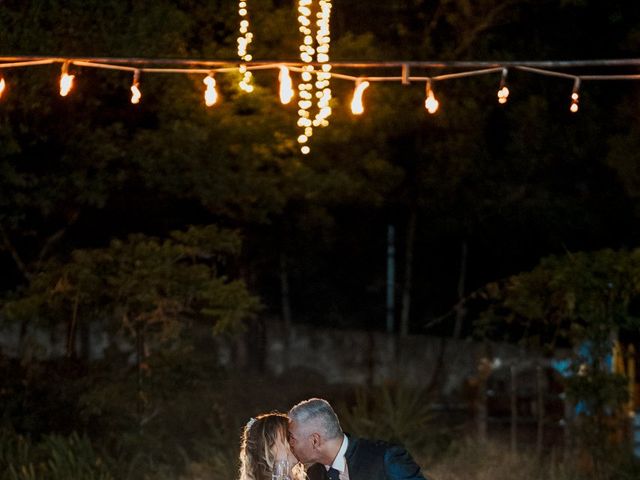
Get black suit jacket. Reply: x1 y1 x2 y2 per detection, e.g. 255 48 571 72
306 436 427 480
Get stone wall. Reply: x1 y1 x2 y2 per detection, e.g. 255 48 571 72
1 319 547 400
217 322 538 399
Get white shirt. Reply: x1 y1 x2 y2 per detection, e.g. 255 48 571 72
325 434 349 480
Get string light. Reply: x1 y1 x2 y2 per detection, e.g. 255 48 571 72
313 0 332 127
2 55 639 150
279 66 294 104
203 73 218 106
570 77 580 113
295 0 332 154
424 79 439 114
350 79 369 115
297 0 315 153
497 68 509 104
237 0 254 92
59 61 74 97
130 69 141 104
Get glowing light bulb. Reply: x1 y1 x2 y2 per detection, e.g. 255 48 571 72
131 83 141 104
59 73 74 96
497 86 509 104
497 68 509 105
131 70 141 104
350 80 369 115
301 145 310 155
570 78 580 113
424 81 439 114
0 78 5 98
203 74 218 106
59 62 74 97
570 93 579 113
279 66 294 104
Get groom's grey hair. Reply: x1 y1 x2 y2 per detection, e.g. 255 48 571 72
289 398 343 440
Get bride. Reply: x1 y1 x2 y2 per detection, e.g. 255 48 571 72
239 413 306 480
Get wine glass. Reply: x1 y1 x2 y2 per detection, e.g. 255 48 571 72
272 459 290 480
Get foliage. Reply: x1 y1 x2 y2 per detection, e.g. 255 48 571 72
0 430 113 480
478 249 640 347
477 248 640 474
337 384 434 454
0 225 258 468
425 436 640 480
0 3 640 480
427 438 543 480
2 225 258 351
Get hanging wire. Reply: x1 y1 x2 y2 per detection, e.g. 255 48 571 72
1 57 640 88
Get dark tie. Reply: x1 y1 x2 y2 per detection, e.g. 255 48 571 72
327 467 340 480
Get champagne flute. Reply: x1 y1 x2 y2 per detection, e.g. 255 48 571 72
272 459 290 480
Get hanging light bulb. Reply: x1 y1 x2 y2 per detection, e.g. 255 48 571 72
203 73 218 107
130 70 141 104
350 79 370 115
424 79 439 114
59 61 74 97
570 77 580 113
279 66 294 104
0 77 5 98
497 68 509 104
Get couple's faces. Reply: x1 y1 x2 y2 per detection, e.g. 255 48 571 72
287 420 315 464
272 429 298 467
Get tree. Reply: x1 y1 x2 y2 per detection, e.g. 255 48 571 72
2 225 258 424
478 248 640 473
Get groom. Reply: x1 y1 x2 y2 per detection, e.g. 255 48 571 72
288 398 428 480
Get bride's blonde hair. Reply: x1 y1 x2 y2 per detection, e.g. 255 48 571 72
239 413 305 480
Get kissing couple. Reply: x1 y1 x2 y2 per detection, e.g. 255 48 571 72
239 397 428 480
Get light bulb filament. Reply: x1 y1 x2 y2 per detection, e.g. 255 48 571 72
131 70 141 104
570 77 580 113
203 74 218 106
279 66 294 104
424 80 439 114
498 86 509 104
59 62 74 97
350 80 370 115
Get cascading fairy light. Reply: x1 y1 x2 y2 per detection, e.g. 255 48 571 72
313 0 332 128
237 0 254 92
296 0 332 154
0 77 5 98
297 0 315 154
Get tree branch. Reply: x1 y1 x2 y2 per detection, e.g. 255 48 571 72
36 210 80 271
452 0 520 58
0 222 31 282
